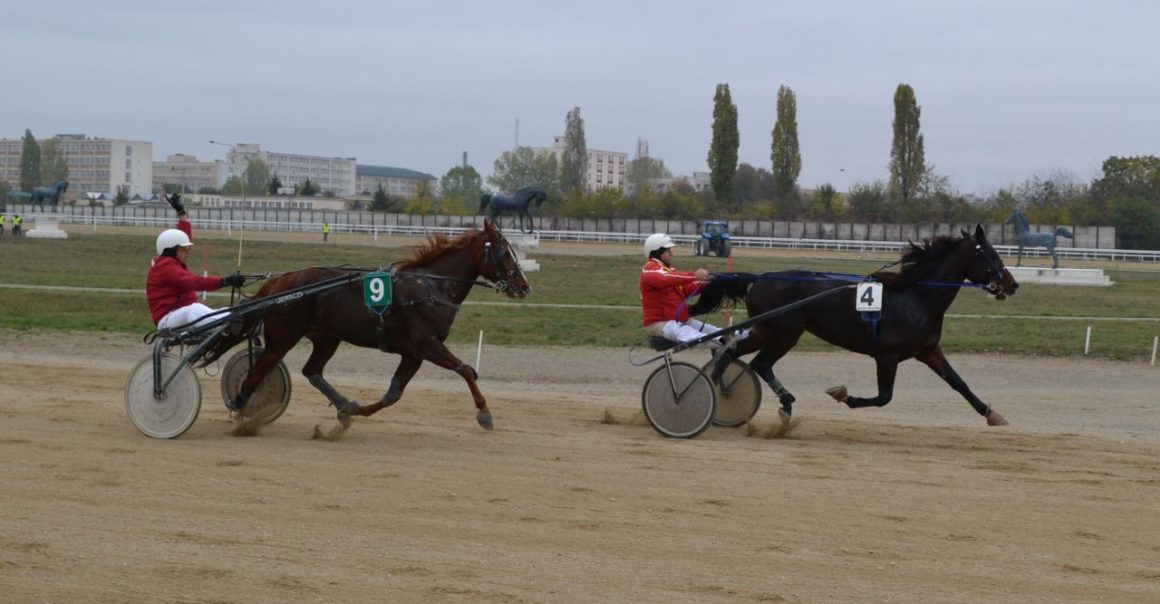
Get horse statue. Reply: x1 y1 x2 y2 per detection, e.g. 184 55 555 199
479 186 548 234
690 224 1019 427
29 181 68 211
201 218 530 438
1004 210 1074 269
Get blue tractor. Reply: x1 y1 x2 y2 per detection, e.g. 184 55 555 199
693 220 732 257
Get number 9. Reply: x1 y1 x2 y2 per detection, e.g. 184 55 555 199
369 277 385 302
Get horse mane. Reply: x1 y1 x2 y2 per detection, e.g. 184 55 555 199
872 235 963 288
394 228 482 270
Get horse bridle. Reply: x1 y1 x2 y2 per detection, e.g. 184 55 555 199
970 235 1008 295
484 237 526 294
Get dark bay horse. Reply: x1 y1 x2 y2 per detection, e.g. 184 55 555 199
690 225 1019 427
208 218 529 435
480 186 547 234
29 180 68 210
1004 210 1074 269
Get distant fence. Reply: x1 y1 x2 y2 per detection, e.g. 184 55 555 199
9 203 1153 263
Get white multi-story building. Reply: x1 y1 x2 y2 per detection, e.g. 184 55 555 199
540 136 627 192
224 144 357 197
0 133 152 197
153 153 223 193
356 165 438 198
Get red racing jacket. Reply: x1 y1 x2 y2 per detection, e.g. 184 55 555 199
639 258 704 326
146 219 224 325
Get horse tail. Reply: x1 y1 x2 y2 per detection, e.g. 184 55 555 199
1056 227 1074 239
479 194 491 213
688 272 758 315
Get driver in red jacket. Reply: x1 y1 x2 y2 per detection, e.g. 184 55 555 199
639 233 722 345
147 194 245 331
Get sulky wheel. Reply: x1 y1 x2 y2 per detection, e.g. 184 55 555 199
125 352 202 439
220 347 292 425
710 359 762 427
641 361 716 439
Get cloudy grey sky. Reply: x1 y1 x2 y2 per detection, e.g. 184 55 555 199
5 0 1157 194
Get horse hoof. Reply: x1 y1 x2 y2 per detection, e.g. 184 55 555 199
777 408 792 425
825 386 848 402
477 410 494 431
986 410 1009 426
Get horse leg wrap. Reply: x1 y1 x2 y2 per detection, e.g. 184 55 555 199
767 378 796 407
227 394 247 413
309 374 354 410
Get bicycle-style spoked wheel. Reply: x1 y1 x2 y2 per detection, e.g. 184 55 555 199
641 361 716 438
125 352 202 439
220 347 292 425
710 359 762 427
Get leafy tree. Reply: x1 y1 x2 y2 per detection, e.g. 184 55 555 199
707 83 739 205
560 106 588 194
1111 196 1160 249
1087 155 1160 224
0 180 11 202
299 178 319 196
806 183 843 221
488 146 559 195
221 175 245 195
244 158 270 195
268 174 283 195
1004 171 1088 224
626 138 671 198
114 185 130 206
846 180 890 222
40 137 69 186
888 84 926 214
370 184 403 212
440 164 484 208
19 130 41 192
734 163 774 205
770 85 801 202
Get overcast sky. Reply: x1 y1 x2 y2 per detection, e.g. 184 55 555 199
5 1 1157 194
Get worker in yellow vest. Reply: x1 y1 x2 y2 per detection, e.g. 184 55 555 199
322 221 330 243
12 214 22 237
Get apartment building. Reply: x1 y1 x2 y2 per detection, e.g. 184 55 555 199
153 153 224 193
542 136 628 192
0 133 152 196
225 144 357 197
356 165 438 198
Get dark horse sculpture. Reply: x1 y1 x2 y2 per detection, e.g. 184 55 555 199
1004 210 1074 269
206 218 530 436
29 180 68 210
690 225 1019 427
480 186 547 234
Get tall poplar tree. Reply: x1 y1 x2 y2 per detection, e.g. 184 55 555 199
19 129 41 192
770 85 801 202
889 83 926 212
40 137 69 185
560 106 588 194
707 83 739 204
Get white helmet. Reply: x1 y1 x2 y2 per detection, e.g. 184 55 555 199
156 229 192 255
644 233 674 257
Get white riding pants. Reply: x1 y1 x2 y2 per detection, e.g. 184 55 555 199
158 303 220 332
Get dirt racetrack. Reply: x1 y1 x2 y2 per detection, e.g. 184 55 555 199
1 329 1158 603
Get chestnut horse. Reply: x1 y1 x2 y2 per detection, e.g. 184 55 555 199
208 218 529 433
691 225 1019 427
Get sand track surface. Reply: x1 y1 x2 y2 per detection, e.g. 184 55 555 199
1 330 1158 603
